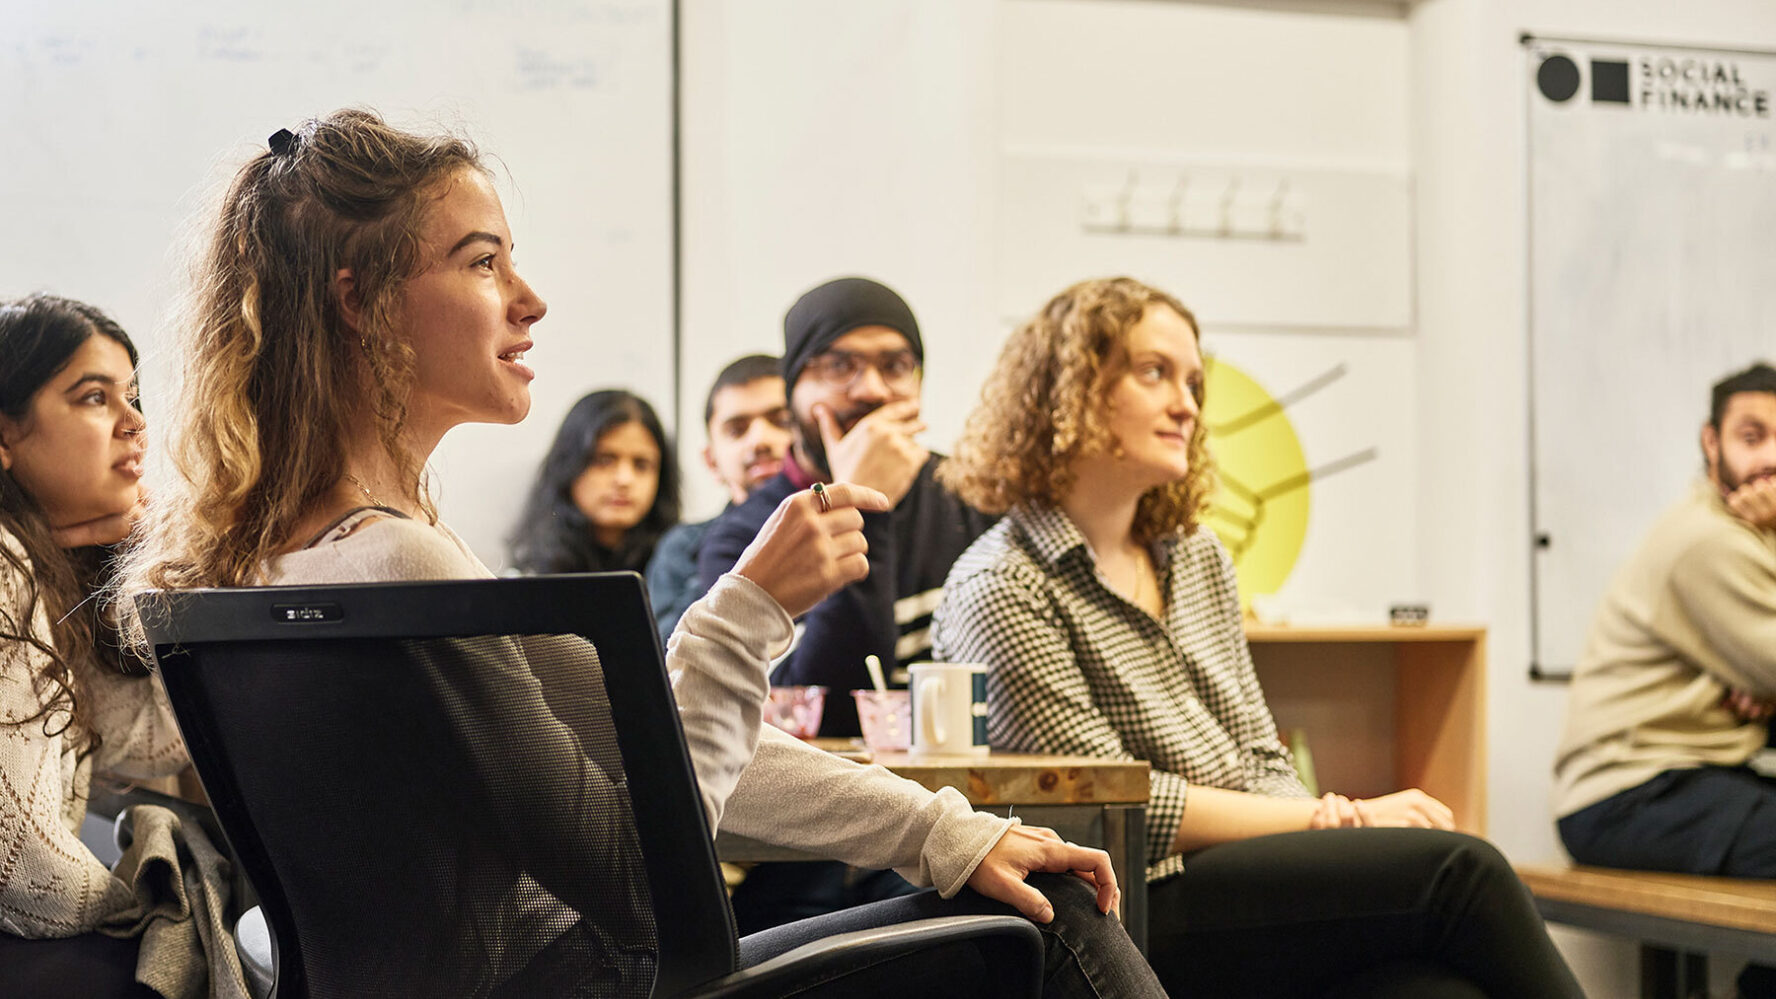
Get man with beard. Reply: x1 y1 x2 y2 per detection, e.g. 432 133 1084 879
700 277 997 738
647 354 793 641
697 278 995 932
1554 361 1776 997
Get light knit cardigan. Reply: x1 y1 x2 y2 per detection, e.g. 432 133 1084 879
0 527 189 938
264 514 1014 897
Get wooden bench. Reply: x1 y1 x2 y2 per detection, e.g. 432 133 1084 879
1516 864 1776 998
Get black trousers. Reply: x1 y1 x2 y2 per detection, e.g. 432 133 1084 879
729 860 920 936
0 930 159 999
1147 828 1583 999
1560 765 1776 998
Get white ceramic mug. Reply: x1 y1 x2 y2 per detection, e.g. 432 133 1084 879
908 662 989 756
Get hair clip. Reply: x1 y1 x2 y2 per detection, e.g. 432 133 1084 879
268 128 296 156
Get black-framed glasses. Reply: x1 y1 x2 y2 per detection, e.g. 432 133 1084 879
803 349 921 389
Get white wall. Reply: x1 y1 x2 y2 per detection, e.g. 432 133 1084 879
682 2 1423 622
679 0 1001 519
1408 0 1776 990
1 0 676 568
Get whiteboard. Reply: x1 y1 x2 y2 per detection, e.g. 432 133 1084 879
0 0 675 566
1525 36 1776 675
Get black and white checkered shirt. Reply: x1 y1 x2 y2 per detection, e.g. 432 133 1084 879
932 503 1310 881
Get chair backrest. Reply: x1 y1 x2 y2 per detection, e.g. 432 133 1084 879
136 574 739 999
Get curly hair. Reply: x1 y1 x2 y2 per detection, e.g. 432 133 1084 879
938 276 1215 544
1 293 144 751
121 109 483 604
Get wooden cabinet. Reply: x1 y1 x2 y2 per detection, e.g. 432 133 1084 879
1244 625 1487 833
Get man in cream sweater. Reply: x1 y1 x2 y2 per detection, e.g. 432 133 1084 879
1554 361 1776 995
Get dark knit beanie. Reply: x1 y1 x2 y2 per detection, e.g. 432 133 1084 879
782 277 924 387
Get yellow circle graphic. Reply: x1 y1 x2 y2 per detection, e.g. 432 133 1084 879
1200 356 1311 604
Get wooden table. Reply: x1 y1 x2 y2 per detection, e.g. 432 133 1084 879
716 744 1152 951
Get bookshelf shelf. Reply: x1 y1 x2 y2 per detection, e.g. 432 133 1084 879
1246 624 1487 833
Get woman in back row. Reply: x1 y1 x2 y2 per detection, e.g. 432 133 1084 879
934 276 1583 999
508 388 679 576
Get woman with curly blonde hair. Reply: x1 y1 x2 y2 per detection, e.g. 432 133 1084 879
934 276 1581 998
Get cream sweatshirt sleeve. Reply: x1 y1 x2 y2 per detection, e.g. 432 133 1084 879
664 572 793 830
1669 514 1776 695
719 726 1016 897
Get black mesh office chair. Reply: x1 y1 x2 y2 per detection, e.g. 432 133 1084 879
136 574 1041 999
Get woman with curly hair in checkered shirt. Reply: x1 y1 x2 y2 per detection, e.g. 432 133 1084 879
933 276 1581 999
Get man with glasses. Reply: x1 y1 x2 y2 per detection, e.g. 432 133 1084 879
699 277 997 738
696 276 997 933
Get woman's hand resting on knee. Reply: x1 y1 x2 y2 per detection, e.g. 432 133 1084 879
965 824 1120 925
1310 789 1454 829
733 482 890 618
1350 789 1455 829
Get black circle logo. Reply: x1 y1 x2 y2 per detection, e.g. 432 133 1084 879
1538 54 1581 103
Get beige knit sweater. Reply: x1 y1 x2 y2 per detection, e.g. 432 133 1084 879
265 512 1014 896
1554 483 1776 818
0 527 189 938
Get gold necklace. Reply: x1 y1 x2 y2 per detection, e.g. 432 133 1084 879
344 473 381 508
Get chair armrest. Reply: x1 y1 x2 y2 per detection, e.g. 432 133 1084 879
681 914 1042 999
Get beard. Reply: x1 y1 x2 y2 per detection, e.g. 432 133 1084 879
1720 459 1776 492
792 400 882 480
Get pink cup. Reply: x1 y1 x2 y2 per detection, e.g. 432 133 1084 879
853 689 912 752
763 686 827 739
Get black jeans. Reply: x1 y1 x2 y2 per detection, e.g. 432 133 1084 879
740 871 1166 998
1147 828 1582 999
1560 765 1776 998
0 931 159 999
729 860 920 936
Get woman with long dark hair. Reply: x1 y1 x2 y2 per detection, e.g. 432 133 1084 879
508 389 680 574
0 294 186 997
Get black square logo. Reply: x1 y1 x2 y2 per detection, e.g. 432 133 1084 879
1592 59 1631 104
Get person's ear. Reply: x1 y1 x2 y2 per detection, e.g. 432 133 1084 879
1702 423 1722 483
0 417 16 472
334 268 364 333
702 444 719 479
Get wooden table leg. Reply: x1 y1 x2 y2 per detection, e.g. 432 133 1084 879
1103 804 1147 955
